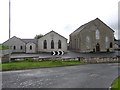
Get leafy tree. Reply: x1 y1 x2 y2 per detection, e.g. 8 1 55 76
34 34 43 39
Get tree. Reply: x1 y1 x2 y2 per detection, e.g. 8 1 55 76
34 34 43 39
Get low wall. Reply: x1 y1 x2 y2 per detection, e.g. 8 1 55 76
1 54 10 63
0 49 11 63
78 57 119 63
13 56 120 64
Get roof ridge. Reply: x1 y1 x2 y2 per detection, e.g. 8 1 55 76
39 30 67 40
70 18 96 35
70 18 114 35
2 36 25 44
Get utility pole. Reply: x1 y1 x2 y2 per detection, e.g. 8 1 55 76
9 0 11 62
9 0 11 39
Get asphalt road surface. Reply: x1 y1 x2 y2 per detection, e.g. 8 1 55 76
2 63 120 88
11 51 120 59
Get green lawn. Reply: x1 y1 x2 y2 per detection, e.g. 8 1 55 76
111 76 120 90
1 60 83 71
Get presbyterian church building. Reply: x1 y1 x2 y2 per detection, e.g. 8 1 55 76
69 18 115 52
3 18 115 53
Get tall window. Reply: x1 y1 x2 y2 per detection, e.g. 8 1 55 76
110 42 113 48
58 40 61 49
75 38 76 49
96 29 100 40
51 40 54 49
105 36 109 48
77 38 79 49
30 45 32 50
43 40 47 49
86 36 90 49
13 46 16 50
20 46 23 50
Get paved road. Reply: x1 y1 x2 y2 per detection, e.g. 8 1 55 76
11 51 120 59
2 63 120 88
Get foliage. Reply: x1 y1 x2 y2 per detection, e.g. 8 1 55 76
0 44 9 50
111 76 120 90
34 34 43 39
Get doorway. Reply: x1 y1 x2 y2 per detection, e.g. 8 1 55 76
96 43 100 52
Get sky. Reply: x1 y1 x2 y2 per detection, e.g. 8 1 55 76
0 0 119 43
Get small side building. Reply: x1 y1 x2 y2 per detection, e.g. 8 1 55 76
3 36 26 53
38 30 67 53
3 36 37 53
22 39 37 53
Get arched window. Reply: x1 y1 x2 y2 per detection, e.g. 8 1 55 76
51 40 54 49
43 40 47 49
110 42 113 48
20 46 23 50
86 36 90 49
13 46 16 50
96 29 100 39
105 36 109 48
58 40 61 49
30 45 32 50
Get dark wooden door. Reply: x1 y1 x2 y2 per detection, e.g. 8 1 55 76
96 43 100 52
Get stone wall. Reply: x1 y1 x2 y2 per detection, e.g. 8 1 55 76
78 57 119 63
1 54 10 63
0 49 11 63
15 56 120 64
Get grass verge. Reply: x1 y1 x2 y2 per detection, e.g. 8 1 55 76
0 60 84 71
111 76 120 90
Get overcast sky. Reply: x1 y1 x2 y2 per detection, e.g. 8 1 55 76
0 0 119 43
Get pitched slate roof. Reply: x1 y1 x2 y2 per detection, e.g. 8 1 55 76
3 36 37 45
2 36 25 44
70 18 114 36
22 39 37 44
39 30 67 40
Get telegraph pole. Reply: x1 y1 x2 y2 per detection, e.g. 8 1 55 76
9 0 11 62
9 0 11 39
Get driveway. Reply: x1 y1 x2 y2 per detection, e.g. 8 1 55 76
2 63 119 88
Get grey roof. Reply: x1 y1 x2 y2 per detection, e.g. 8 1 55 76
70 18 114 36
2 36 25 44
71 23 88 36
3 36 38 45
22 39 37 44
40 30 67 40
